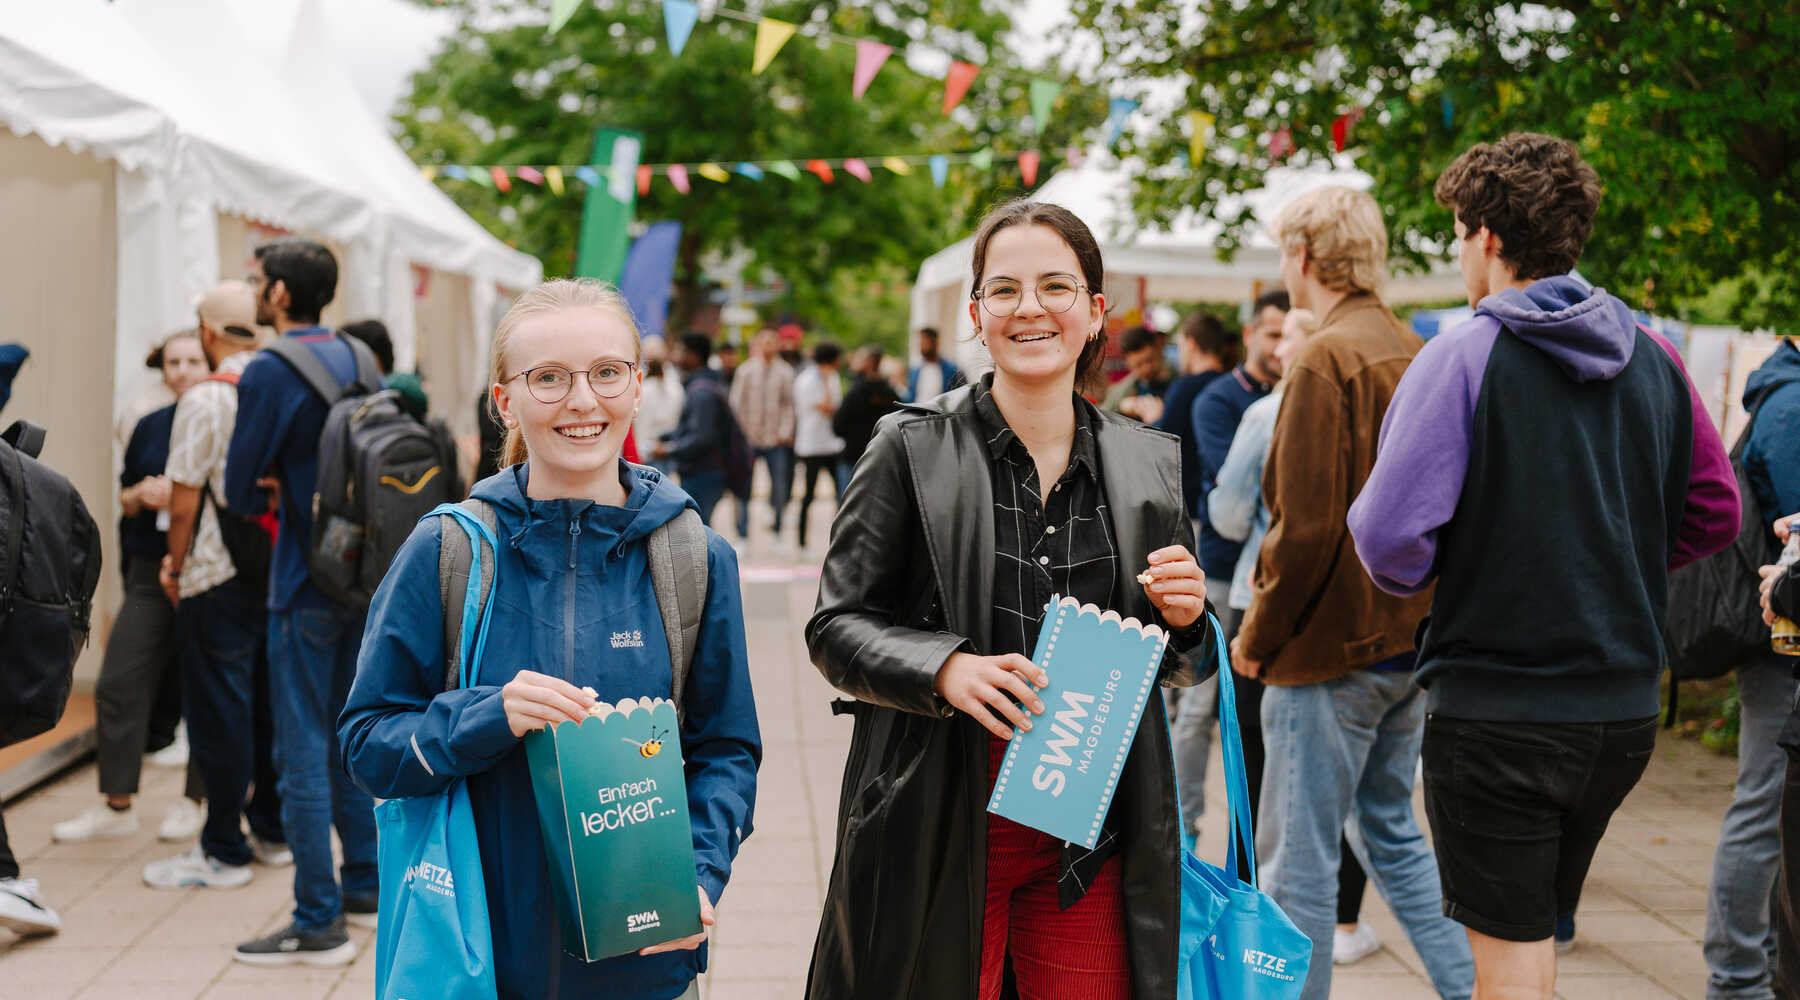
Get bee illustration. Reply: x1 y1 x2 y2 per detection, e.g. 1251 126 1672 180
621 725 671 758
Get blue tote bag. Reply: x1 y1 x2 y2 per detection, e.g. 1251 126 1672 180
374 505 501 1000
1176 613 1312 1000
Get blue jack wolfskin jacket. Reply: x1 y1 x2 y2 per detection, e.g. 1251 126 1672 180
340 461 761 1000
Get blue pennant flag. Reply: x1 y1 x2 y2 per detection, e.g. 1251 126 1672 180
1104 97 1138 148
1441 92 1455 129
735 162 764 181
574 165 602 187
929 154 948 188
442 165 468 180
664 0 700 57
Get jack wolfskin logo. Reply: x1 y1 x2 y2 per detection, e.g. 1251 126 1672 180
611 629 645 649
626 909 661 933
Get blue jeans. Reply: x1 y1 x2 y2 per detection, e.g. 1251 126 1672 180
680 466 726 527
736 445 794 538
1706 657 1797 1000
268 602 378 931
178 576 281 866
1259 670 1474 1000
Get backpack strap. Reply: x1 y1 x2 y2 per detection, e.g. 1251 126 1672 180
647 507 707 726
2 419 46 459
266 333 385 404
437 498 499 692
342 334 387 395
71 497 102 650
0 436 26 615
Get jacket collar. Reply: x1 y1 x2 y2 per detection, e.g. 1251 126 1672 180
1317 291 1386 330
968 376 1100 477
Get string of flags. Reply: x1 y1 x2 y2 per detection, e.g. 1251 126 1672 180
422 147 1060 193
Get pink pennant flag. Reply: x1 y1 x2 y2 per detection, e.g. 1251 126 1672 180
1018 150 1041 187
1065 145 1085 168
667 164 691 194
843 157 872 182
637 164 653 196
1268 127 1294 160
852 40 892 100
805 159 835 183
943 60 980 114
489 166 513 193
515 165 546 186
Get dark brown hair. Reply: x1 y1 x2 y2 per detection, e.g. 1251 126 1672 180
1178 311 1241 368
1434 132 1602 281
968 200 1107 387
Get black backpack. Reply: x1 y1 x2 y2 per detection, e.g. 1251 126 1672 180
268 335 464 609
0 420 103 748
1662 400 1772 724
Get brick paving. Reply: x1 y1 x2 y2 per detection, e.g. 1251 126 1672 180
0 515 1739 998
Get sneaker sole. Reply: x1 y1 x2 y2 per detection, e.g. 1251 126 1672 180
143 870 253 891
0 912 61 937
51 825 138 844
233 939 356 968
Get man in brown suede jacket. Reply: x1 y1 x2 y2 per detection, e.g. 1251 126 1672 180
1233 185 1474 1000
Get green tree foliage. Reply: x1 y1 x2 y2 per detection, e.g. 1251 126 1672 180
1067 1 1799 331
397 0 1103 335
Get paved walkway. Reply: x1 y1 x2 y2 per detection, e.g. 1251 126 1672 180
0 524 1742 998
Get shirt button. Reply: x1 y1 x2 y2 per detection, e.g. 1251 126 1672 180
1038 556 1049 566
1045 526 1057 535
1052 483 1061 492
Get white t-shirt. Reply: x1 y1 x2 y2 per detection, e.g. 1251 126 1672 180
635 369 686 446
793 365 845 458
914 361 943 401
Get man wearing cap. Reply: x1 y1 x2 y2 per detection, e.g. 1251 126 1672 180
142 280 290 893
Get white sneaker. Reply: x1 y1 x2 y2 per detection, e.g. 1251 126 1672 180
250 832 293 867
148 723 190 768
142 847 252 890
51 803 138 843
158 799 205 842
1333 923 1381 965
0 877 61 936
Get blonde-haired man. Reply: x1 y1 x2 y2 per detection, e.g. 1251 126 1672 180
1234 185 1474 1000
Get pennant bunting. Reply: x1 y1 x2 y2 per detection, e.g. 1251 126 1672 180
929 154 948 188
752 17 797 75
1028 79 1062 134
1441 92 1455 128
881 156 911 175
735 162 764 180
548 0 581 36
1497 80 1519 111
545 165 565 195
489 166 513 191
574 165 600 187
843 157 872 182
420 165 438 182
1267 127 1293 160
1018 149 1040 187
805 159 835 183
851 40 892 100
968 147 993 171
767 160 801 181
1104 97 1138 148
943 60 980 114
667 164 691 193
635 164 651 195
443 165 468 180
663 0 700 56
697 162 731 183
469 166 494 188
515 165 546 185
1187 110 1214 165
1331 114 1350 153
1065 145 1085 168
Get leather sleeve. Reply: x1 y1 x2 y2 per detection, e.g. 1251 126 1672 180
805 419 966 717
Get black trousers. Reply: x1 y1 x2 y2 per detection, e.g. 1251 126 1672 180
0 798 15 880
1775 747 1800 1000
95 556 202 799
795 453 842 546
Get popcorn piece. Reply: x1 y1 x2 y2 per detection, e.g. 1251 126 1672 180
1136 572 1154 586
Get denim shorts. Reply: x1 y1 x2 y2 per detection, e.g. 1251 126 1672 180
1420 713 1657 942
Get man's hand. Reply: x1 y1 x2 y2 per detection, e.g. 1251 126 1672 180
638 887 715 955
1229 636 1262 679
158 555 181 608
1776 513 1798 546
136 476 172 512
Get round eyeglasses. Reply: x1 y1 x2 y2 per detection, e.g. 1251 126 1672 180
971 273 1090 317
503 360 638 403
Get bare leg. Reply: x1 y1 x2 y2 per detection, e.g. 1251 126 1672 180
1467 928 1555 1000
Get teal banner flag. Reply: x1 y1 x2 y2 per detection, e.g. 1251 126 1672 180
575 128 644 283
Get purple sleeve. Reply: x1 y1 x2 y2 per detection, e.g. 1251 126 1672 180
1349 317 1501 596
1643 328 1740 568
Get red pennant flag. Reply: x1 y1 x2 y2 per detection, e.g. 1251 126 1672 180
805 159 835 183
515 165 546 185
1018 150 1041 187
943 60 980 114
843 157 872 182
852 40 892 100
667 164 691 194
490 166 513 192
637 164 652 196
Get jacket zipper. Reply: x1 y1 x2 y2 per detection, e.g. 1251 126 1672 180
565 515 580 681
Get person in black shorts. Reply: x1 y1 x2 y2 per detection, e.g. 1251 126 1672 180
1349 133 1741 998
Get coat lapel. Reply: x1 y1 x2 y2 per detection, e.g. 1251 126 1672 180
899 390 996 652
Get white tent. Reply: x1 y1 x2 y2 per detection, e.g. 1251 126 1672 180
909 157 1466 370
0 0 539 683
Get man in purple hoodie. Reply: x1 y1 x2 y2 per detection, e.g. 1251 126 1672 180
1349 132 1740 999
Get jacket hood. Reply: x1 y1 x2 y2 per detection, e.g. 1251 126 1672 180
469 460 697 555
1475 275 1638 382
1744 338 1800 410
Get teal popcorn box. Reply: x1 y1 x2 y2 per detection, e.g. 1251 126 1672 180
524 697 702 961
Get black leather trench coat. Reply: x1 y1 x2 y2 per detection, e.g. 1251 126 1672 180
803 385 1217 1000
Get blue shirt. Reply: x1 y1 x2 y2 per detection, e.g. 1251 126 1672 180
120 403 176 565
1156 370 1226 518
1191 366 1272 579
225 327 360 611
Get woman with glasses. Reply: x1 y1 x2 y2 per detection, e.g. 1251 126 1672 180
340 279 761 1000
805 201 1219 1000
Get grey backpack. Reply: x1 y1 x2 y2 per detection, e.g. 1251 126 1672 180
434 492 708 722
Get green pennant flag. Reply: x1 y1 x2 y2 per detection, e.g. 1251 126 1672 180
468 167 495 188
549 0 582 35
968 147 994 172
767 160 802 181
575 128 643 283
1029 79 1063 134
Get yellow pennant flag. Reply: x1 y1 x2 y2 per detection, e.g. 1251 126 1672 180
697 162 731 183
1188 111 1215 165
881 156 912 175
752 17 797 75
544 166 565 195
1497 81 1520 111
421 165 438 182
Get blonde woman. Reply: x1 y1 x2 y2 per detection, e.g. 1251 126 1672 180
340 279 761 999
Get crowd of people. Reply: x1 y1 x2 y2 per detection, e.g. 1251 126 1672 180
0 128 1796 1000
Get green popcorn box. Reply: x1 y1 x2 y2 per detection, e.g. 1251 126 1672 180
524 696 702 961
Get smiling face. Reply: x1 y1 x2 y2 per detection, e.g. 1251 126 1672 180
969 224 1106 390
492 306 642 498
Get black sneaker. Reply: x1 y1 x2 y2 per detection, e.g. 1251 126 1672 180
343 891 379 930
233 918 356 967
